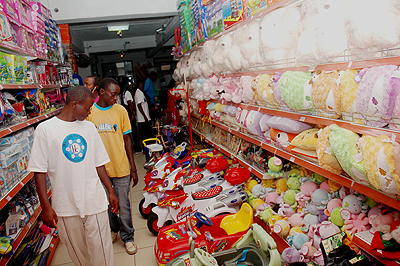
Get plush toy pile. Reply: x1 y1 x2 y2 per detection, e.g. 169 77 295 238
174 0 400 77
242 157 400 264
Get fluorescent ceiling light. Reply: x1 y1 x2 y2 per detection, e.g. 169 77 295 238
107 23 130 31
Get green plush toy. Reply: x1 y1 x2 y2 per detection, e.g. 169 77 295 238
329 125 368 185
247 192 255 207
279 71 315 114
283 190 298 209
287 176 301 191
260 208 274 224
311 173 326 185
267 157 284 177
329 207 345 227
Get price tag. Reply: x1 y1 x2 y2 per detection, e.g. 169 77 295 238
0 84 3 90
18 86 22 89
351 181 355 188
258 107 261 112
26 122 30 126
300 117 305 122
27 222 32 228
228 128 232 133
45 114 48 118
347 61 353 68
290 157 295 162
247 166 252 171
6 196 11 201
50 244 54 248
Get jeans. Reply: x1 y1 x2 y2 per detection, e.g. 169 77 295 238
105 175 135 243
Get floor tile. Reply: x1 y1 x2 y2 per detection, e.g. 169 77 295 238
114 251 136 265
131 189 146 202
50 243 72 265
133 213 148 230
113 236 127 254
131 200 140 215
134 228 157 249
135 246 158 266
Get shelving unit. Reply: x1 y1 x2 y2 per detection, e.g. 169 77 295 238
0 108 62 138
0 190 52 266
0 84 70 90
0 172 34 210
192 113 400 210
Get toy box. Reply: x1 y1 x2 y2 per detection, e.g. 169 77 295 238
12 55 27 84
191 0 207 44
176 0 193 52
0 12 13 43
0 52 12 84
201 0 224 37
222 0 245 30
267 0 280 6
0 0 20 25
9 21 21 48
243 0 267 18
16 151 29 174
29 1 51 19
0 160 19 191
0 143 22 160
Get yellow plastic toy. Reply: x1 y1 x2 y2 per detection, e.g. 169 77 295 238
220 203 253 235
142 138 164 158
275 178 288 194
246 179 259 192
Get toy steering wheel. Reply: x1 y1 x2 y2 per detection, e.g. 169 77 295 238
194 248 218 266
194 212 213 229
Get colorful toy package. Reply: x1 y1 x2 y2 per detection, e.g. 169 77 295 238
12 55 27 84
222 0 245 30
191 0 207 44
201 0 224 37
0 52 12 84
0 12 12 44
176 0 192 52
243 0 267 18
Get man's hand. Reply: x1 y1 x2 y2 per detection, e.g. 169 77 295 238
109 191 119 214
42 206 58 228
131 171 139 187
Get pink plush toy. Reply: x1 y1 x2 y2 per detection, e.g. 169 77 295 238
355 65 400 127
301 241 318 260
370 206 400 233
264 192 279 206
296 181 318 208
319 180 331 192
289 212 305 227
313 221 340 248
325 198 342 216
344 212 370 235
241 75 255 104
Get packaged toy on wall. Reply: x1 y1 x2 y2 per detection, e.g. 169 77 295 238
0 12 13 44
222 0 245 30
243 0 267 17
12 55 27 85
202 0 224 38
0 52 12 84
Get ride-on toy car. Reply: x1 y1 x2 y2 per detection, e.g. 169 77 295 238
147 167 251 235
155 203 254 266
164 222 281 266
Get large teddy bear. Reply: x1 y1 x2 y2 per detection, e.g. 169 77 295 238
259 5 302 67
200 40 216 78
344 0 400 58
234 18 262 71
311 70 342 119
297 0 348 66
212 32 242 74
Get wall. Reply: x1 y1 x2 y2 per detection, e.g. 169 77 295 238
41 0 177 24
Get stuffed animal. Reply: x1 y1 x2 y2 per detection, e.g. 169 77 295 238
382 220 400 244
370 206 400 233
317 127 342 175
301 242 318 260
296 181 318 208
354 65 400 127
344 0 400 56
200 40 216 78
291 128 319 151
212 32 242 74
234 18 262 70
288 231 310 250
267 116 312 134
271 72 293 111
289 212 305 227
275 178 288 194
329 125 368 185
273 219 291 238
311 188 330 210
339 69 359 122
330 207 345 227
325 198 342 216
282 247 304 265
255 74 277 108
359 134 400 196
241 75 255 104
283 190 298 209
270 128 297 152
311 70 342 118
301 214 319 232
342 194 366 215
279 71 314 114
267 157 285 178
259 5 302 66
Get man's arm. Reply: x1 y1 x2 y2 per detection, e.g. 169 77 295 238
138 102 149 122
96 165 118 213
123 134 138 187
127 100 135 121
35 172 57 228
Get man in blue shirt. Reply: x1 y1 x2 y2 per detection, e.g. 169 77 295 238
144 71 157 108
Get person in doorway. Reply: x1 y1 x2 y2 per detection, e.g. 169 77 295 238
135 80 152 140
144 71 157 109
87 78 138 255
84 75 101 103
27 86 118 266
122 85 142 154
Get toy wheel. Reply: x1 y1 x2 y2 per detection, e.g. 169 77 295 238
139 198 156 219
147 213 173 236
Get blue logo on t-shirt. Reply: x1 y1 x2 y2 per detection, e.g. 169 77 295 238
62 134 87 163
97 123 117 131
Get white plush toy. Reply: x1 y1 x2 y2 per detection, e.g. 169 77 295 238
260 5 302 67
212 32 242 74
234 18 262 71
188 50 201 79
297 0 348 66
200 40 216 78
180 55 191 79
344 0 400 58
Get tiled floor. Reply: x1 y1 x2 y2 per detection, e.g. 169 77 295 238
50 153 158 266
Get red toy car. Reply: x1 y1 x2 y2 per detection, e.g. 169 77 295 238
154 203 254 266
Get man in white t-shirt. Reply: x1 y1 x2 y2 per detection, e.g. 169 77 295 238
28 86 118 266
135 80 152 140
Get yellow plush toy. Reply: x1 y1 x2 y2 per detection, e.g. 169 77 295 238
339 69 359 122
213 103 225 112
360 135 400 197
311 70 341 119
291 128 319 151
255 74 277 108
316 127 343 175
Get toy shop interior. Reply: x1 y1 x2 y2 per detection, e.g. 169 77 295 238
0 0 400 265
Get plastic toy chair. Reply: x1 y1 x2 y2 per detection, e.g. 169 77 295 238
142 138 164 160
220 203 253 235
